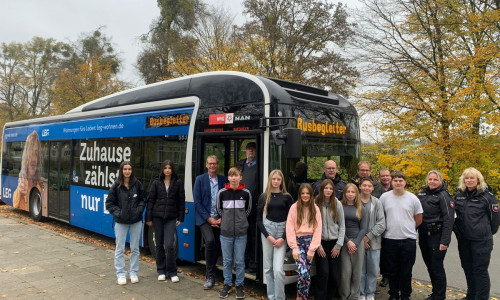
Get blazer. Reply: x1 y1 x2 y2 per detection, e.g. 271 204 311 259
194 172 227 226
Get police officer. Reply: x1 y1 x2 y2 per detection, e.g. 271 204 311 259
417 170 454 300
454 167 499 300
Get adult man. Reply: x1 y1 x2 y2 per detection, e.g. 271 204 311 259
380 171 423 300
193 155 228 289
312 160 346 200
351 161 384 198
379 168 393 193
235 141 259 273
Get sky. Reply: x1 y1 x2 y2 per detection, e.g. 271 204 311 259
1 0 361 85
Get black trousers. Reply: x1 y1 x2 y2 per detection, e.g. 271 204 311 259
199 222 221 279
418 228 447 300
314 239 340 300
457 237 493 300
153 217 177 277
382 238 417 299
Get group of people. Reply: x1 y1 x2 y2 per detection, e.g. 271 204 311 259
103 152 498 300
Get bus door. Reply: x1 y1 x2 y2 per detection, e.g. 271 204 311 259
47 140 72 221
196 132 263 281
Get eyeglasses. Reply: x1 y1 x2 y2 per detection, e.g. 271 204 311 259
207 163 218 166
325 167 337 170
359 169 370 172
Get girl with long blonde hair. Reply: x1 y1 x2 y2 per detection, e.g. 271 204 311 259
257 169 293 300
340 183 368 300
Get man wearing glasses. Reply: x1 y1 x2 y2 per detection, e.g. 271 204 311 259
351 161 385 198
312 160 346 200
194 155 228 290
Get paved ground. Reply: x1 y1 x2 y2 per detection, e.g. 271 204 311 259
0 206 497 299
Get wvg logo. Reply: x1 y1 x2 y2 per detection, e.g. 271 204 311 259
42 129 50 137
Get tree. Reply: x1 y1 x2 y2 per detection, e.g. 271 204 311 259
0 42 26 121
137 0 204 83
52 29 126 115
354 0 500 194
237 0 359 95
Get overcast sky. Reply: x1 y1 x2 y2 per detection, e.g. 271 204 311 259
1 0 361 85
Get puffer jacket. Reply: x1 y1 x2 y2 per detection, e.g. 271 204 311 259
106 178 146 224
454 188 499 240
146 176 185 222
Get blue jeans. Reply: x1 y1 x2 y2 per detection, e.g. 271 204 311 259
153 217 177 277
261 219 286 300
114 221 142 278
361 249 381 297
220 234 247 286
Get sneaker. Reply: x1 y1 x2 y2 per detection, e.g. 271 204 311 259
158 274 166 281
130 274 139 284
359 296 366 300
236 285 245 299
204 277 215 290
117 276 127 285
219 284 232 298
367 296 375 300
171 275 180 283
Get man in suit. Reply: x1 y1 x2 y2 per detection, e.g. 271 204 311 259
194 155 228 290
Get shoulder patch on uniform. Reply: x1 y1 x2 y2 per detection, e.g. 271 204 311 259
493 204 499 212
450 201 454 208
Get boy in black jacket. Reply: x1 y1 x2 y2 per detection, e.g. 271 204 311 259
216 167 252 299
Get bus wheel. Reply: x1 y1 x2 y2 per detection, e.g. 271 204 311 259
147 225 178 260
30 190 43 222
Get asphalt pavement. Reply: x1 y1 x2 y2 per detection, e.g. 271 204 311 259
0 208 498 299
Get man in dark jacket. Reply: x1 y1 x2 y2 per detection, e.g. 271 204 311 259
351 161 384 198
312 160 346 200
193 155 227 289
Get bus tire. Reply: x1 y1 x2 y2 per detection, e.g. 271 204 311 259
30 189 43 222
147 225 178 261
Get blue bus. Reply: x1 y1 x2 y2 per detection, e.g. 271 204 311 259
1 71 360 283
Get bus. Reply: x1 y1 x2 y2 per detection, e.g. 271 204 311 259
1 71 360 284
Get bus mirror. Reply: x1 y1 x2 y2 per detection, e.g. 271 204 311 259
284 128 302 159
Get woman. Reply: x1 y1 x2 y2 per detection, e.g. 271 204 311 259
13 130 46 211
106 161 146 285
417 170 454 300
454 167 499 300
286 183 322 300
257 169 293 300
340 183 368 300
146 160 185 283
314 179 345 300
359 178 386 300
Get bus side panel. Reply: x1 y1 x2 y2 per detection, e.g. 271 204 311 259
70 185 114 237
1 175 17 206
177 201 195 262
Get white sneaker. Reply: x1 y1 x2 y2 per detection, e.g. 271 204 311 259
130 274 139 284
171 275 179 283
359 296 366 300
117 276 127 285
367 296 375 300
158 274 166 281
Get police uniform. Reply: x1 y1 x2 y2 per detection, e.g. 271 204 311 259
454 188 499 300
417 183 454 300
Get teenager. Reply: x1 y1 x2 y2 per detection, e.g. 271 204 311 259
314 179 345 300
359 178 386 300
339 183 368 300
286 183 322 300
217 167 252 299
257 170 293 300
146 160 185 282
106 161 146 285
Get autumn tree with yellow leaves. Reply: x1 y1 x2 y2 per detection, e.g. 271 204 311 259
355 0 500 194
